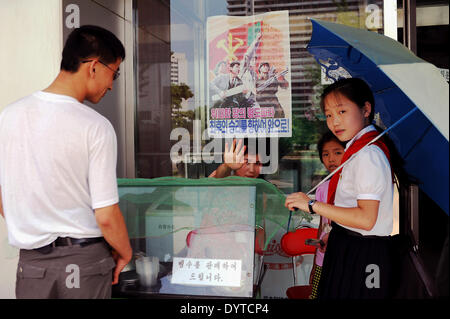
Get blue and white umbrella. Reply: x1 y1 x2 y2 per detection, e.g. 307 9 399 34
307 19 449 215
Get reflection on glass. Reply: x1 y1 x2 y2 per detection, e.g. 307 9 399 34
135 0 227 179
135 0 172 178
135 0 385 188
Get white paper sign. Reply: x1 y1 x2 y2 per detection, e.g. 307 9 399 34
171 257 242 287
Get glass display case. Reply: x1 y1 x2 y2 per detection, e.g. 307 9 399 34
113 176 311 298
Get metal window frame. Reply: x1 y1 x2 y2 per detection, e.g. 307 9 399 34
124 0 137 178
403 0 417 53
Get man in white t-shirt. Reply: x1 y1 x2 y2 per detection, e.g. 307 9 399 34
0 25 132 299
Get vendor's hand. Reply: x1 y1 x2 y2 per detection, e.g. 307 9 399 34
285 192 310 212
224 139 246 171
319 232 329 253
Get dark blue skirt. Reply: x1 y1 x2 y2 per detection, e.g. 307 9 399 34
318 222 397 299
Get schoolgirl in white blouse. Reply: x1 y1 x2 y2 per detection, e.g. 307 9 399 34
285 78 407 299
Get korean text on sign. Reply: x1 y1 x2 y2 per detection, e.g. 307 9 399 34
171 257 242 287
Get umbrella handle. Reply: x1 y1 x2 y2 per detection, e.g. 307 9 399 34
286 208 298 232
286 210 292 232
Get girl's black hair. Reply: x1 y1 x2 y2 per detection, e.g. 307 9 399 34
320 77 412 186
317 131 346 164
320 77 375 123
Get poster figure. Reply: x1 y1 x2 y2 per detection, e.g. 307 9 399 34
207 11 292 138
256 62 289 118
210 61 250 109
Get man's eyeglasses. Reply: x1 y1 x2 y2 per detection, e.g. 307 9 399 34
81 60 120 81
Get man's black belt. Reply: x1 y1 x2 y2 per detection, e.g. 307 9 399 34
34 237 105 254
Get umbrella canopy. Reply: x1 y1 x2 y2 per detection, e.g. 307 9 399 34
307 19 449 215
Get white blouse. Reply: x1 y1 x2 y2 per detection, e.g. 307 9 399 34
334 125 394 236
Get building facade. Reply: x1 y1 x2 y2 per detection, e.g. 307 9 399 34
0 0 448 299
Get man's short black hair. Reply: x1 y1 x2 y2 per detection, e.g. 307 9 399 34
61 25 125 72
258 62 270 73
229 61 240 68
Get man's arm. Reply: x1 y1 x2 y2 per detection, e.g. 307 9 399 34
210 74 227 96
214 163 233 178
95 203 133 284
277 72 289 89
239 32 262 79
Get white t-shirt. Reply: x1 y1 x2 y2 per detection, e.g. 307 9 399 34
0 91 119 249
334 125 394 236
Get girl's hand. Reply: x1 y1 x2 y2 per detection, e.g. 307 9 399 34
285 192 310 212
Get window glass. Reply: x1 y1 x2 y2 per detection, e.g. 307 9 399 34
118 180 258 297
135 0 386 196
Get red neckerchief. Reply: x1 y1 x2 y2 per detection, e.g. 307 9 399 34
327 130 392 205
